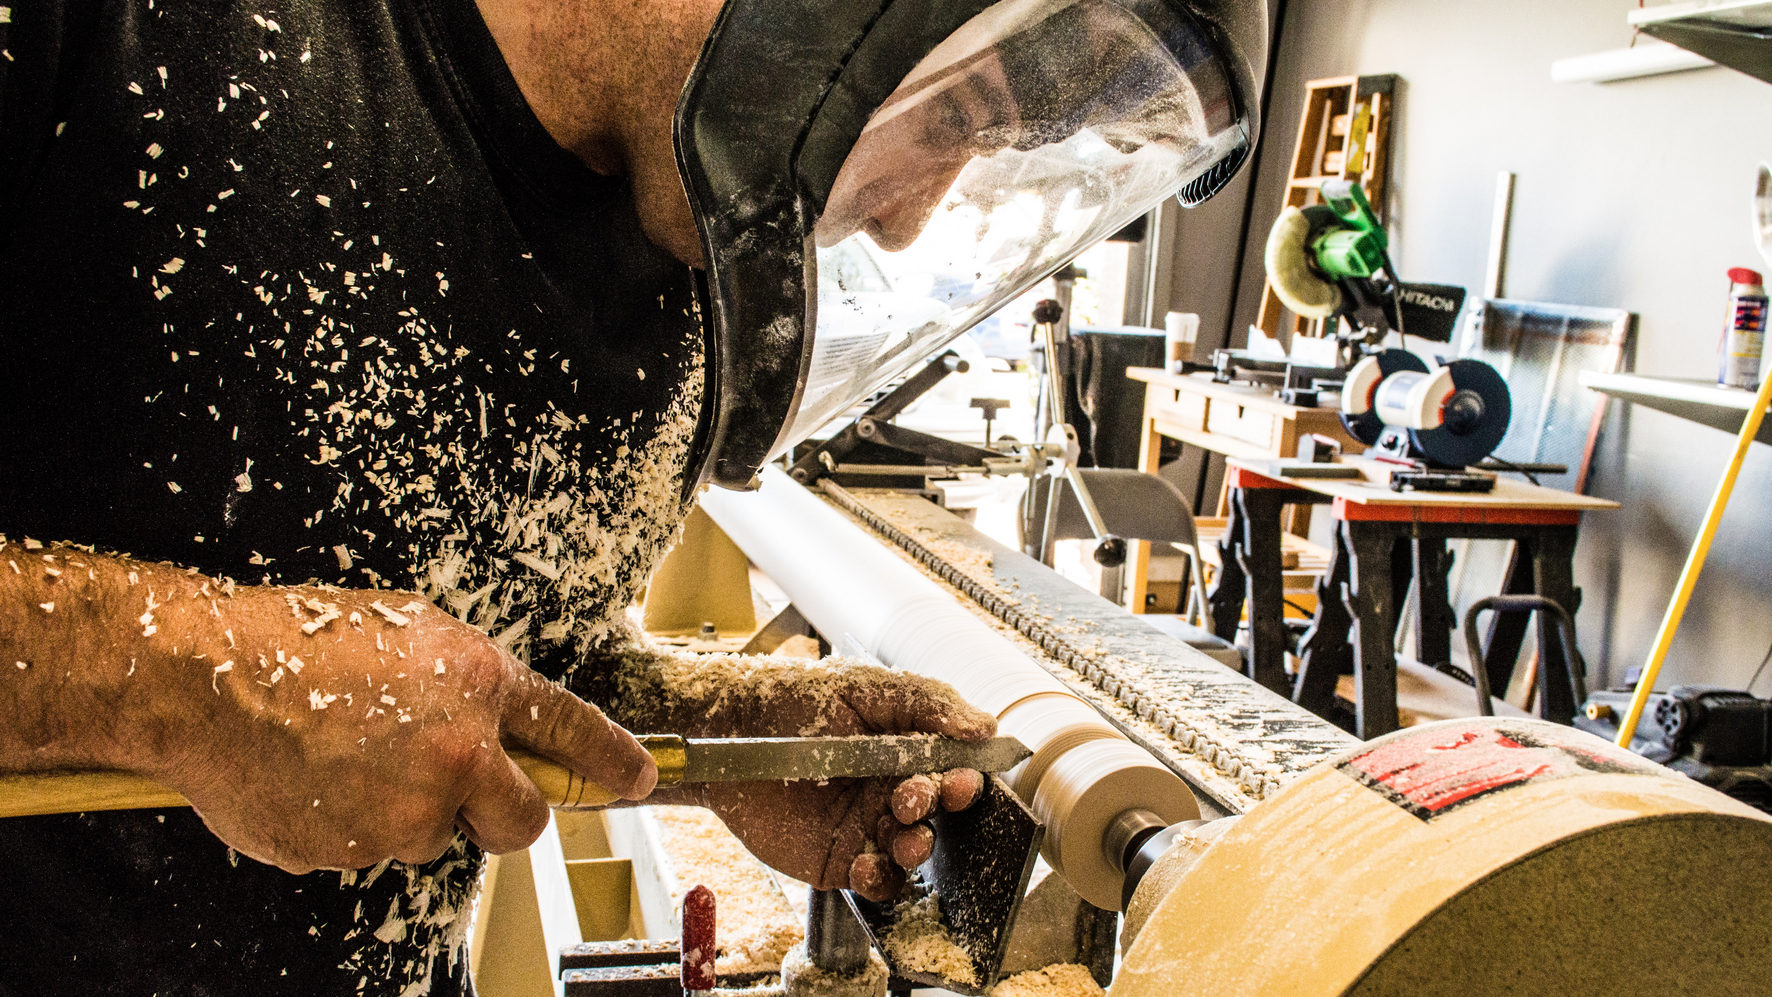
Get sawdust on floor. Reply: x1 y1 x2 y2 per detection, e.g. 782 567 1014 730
990 963 1105 997
882 892 977 986
650 805 804 974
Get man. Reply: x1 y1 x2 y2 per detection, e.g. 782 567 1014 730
0 0 1261 990
0 0 1001 990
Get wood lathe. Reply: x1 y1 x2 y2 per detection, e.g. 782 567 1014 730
697 468 1772 995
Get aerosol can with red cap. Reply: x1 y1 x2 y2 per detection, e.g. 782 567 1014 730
1721 267 1768 389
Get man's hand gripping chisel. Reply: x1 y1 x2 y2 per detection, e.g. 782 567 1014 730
0 734 1032 818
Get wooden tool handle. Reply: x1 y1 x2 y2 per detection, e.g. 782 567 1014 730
0 768 189 819
0 747 670 820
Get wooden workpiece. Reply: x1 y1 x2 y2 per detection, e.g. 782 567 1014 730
1115 718 1772 997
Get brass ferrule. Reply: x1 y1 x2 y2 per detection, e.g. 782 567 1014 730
640 734 687 788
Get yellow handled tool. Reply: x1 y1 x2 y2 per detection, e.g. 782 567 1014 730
1617 369 1772 746
0 734 1030 818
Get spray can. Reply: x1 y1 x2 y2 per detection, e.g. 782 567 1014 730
1720 267 1768 389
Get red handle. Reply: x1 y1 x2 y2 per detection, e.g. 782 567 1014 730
681 884 717 991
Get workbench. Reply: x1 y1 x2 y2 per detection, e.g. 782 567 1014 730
1124 367 1364 614
1207 457 1618 739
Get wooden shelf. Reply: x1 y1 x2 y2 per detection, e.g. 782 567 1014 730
1629 0 1772 85
1255 75 1398 343
1580 370 1772 445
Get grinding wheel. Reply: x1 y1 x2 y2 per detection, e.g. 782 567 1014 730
1111 718 1772 997
1339 348 1427 446
1409 357 1511 468
1265 206 1341 319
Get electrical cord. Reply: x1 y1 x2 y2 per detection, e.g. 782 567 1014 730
1479 456 1541 487
1746 640 1772 696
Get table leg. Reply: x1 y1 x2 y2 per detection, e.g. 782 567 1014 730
1294 525 1354 716
1128 413 1166 615
1344 521 1401 739
1390 536 1415 644
1531 527 1583 725
1235 487 1291 693
1412 539 1455 668
1206 491 1248 643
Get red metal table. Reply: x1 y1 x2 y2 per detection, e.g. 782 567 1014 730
1207 458 1617 738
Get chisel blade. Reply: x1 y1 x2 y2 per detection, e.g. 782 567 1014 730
678 735 1029 784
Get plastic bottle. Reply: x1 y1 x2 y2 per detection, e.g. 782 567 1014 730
1720 267 1768 389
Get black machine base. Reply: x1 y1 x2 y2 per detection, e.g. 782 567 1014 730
1578 685 1772 815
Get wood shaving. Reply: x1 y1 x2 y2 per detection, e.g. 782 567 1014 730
883 893 976 986
370 599 410 626
990 964 1104 997
607 640 970 739
650 806 804 974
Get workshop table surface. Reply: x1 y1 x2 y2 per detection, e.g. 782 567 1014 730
1225 457 1621 514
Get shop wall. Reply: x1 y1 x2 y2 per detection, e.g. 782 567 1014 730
1207 0 1772 690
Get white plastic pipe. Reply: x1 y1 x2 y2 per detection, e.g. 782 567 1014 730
1550 41 1713 85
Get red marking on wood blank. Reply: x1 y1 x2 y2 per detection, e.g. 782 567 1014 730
1337 720 1662 821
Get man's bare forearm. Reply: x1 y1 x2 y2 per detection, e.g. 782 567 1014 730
0 534 661 871
0 537 219 776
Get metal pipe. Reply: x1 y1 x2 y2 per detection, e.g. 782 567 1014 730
805 889 871 974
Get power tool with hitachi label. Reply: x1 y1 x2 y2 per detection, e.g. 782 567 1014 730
1213 179 1469 407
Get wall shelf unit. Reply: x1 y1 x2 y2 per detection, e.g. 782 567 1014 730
1629 0 1772 84
1581 370 1772 445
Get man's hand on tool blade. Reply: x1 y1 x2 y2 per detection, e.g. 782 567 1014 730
0 545 656 874
645 663 996 902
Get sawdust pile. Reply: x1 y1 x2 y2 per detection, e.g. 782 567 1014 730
991 964 1105 997
883 893 977 986
651 806 803 973
873 500 1020 608
607 641 973 738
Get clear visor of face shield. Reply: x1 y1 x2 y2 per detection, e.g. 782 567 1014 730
774 0 1245 457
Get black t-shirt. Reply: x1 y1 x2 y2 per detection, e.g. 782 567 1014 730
0 0 705 991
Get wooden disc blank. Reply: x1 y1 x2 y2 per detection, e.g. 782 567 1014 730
1033 739 1198 910
998 694 1123 801
1113 718 1772 997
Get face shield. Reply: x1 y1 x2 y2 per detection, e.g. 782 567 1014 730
676 0 1265 491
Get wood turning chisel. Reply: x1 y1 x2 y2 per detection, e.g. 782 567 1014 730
0 734 1031 818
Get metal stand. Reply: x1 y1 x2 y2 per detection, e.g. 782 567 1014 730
807 889 872 975
788 350 997 487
